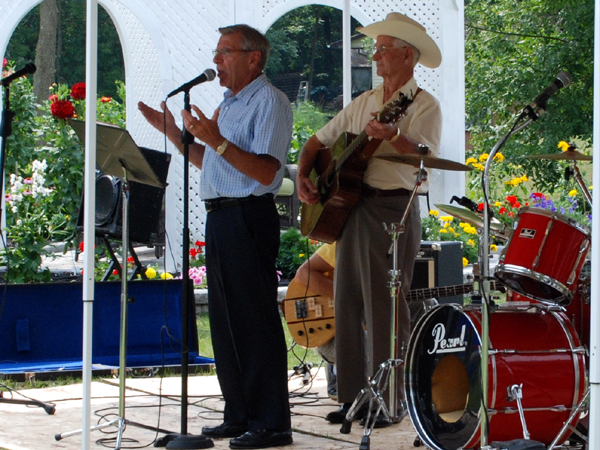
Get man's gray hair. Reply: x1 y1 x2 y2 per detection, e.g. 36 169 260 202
394 38 421 67
219 24 270 70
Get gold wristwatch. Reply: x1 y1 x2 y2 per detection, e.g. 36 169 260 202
216 139 229 156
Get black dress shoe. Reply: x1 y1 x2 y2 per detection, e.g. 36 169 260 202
201 423 248 438
229 430 293 449
325 402 368 424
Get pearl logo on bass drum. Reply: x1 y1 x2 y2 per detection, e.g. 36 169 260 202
428 323 467 354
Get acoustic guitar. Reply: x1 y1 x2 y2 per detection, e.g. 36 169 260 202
283 280 499 348
300 94 413 243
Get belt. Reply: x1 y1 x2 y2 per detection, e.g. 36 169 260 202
362 185 411 198
204 194 274 213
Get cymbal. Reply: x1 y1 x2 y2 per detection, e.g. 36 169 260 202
377 154 472 171
526 150 592 161
435 203 506 235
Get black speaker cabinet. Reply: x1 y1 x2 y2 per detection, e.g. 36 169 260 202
77 147 171 245
411 241 464 305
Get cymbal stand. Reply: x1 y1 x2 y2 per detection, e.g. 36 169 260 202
340 162 427 450
570 162 593 207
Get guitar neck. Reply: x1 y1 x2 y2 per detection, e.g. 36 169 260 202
407 281 498 302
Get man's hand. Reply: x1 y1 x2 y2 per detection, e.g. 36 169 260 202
296 174 320 204
138 101 181 146
182 106 223 150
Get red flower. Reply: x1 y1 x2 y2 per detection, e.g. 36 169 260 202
513 202 521 209
79 242 84 252
100 96 112 103
478 202 484 212
189 248 200 258
498 207 508 215
506 195 518 205
127 256 134 263
2 58 6 68
112 269 119 276
195 241 206 247
70 82 86 101
50 100 76 119
48 94 58 103
531 192 544 199
508 212 514 217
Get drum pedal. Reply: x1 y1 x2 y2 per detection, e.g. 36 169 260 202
490 439 545 450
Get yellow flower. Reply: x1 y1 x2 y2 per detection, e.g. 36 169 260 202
161 272 174 280
299 253 305 258
479 153 489 162
558 141 570 151
493 152 505 162
440 215 454 222
459 222 467 228
462 257 469 267
429 210 439 217
448 227 455 234
494 201 502 207
472 163 485 171
568 189 577 197
465 157 478 165
439 229 448 234
490 244 498 252
467 239 475 246
464 226 478 235
145 267 157 279
443 222 450 228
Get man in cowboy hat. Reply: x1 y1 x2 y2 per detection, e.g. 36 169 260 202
296 12 442 426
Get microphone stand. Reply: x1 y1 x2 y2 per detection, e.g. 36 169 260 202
0 84 56 415
155 91 212 449
479 106 536 448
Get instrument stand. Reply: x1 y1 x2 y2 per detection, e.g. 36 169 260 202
56 121 173 449
340 163 427 450
0 382 56 414
100 236 147 282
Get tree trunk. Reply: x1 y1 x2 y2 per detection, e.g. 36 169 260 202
33 0 60 104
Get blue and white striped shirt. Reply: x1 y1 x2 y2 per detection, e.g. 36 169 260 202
199 74 293 200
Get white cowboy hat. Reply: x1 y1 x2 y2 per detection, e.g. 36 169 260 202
357 12 442 69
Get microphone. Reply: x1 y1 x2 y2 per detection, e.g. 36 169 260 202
1 63 36 87
530 71 573 113
166 69 216 98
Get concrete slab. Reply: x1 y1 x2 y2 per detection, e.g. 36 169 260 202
0 368 421 450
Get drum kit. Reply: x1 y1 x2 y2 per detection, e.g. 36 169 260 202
353 149 593 450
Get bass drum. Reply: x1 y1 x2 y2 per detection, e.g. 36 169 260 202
405 304 586 450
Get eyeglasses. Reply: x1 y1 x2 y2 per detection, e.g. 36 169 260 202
372 45 405 55
212 48 254 57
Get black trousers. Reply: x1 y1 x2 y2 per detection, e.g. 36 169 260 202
205 196 291 432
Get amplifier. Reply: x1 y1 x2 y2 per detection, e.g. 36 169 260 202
411 240 464 305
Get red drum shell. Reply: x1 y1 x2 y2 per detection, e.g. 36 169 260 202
405 304 586 450
495 207 590 305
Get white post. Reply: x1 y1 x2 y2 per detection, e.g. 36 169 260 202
588 1 600 448
81 1 98 449
342 0 351 107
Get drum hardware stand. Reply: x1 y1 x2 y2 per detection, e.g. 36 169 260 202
507 384 531 440
340 162 427 450
566 161 593 208
547 387 590 450
100 236 147 281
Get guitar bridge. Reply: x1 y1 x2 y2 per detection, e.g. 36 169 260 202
294 299 308 319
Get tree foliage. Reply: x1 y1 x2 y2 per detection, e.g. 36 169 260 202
6 0 124 100
465 0 594 193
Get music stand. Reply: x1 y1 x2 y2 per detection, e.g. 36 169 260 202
56 120 169 447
